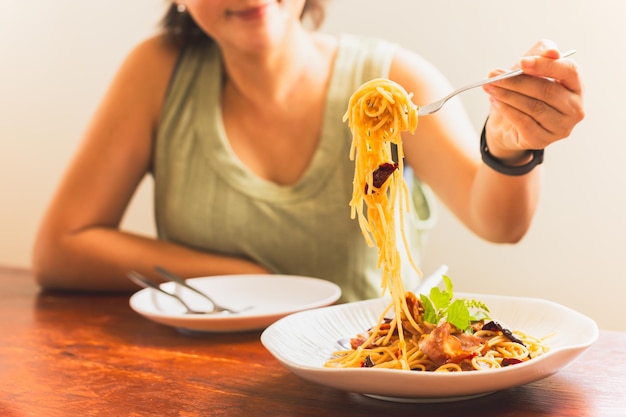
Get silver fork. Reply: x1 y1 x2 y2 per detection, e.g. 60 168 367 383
417 49 576 116
153 266 246 314
128 271 235 315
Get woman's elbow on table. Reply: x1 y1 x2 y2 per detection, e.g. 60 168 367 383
30 224 89 291
31 233 67 290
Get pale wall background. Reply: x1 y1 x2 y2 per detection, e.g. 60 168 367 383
2 1 625 331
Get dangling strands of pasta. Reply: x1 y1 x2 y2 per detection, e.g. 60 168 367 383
343 78 421 370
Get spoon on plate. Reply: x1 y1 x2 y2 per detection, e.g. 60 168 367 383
335 264 448 350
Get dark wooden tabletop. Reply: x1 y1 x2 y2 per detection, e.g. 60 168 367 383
1 265 625 417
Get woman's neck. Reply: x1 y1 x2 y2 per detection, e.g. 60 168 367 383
219 28 334 108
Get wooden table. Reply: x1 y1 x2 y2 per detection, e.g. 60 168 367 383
1 266 625 417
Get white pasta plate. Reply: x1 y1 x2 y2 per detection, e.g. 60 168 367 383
129 274 341 332
260 293 598 402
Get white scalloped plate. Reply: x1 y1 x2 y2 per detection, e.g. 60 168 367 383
130 274 341 332
261 293 598 402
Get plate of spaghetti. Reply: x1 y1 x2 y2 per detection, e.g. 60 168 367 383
260 290 598 402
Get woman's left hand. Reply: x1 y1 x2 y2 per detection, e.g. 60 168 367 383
481 39 585 162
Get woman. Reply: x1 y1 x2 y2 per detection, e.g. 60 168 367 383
32 1 584 301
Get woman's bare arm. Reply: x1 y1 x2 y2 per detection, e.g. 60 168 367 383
33 36 268 291
391 40 582 243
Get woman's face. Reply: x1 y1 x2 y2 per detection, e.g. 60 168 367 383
181 0 306 52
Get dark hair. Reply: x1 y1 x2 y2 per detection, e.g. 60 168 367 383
161 1 327 47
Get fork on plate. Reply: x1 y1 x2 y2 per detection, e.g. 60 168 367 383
153 266 246 314
127 270 242 315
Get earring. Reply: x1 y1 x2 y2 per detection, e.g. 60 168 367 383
176 3 187 13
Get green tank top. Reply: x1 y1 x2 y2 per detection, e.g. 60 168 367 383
153 33 436 302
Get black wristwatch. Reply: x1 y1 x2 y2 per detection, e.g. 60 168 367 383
480 122 544 176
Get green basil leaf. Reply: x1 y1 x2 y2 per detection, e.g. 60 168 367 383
446 299 471 331
420 294 438 324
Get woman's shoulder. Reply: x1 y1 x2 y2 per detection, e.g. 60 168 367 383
107 34 183 115
123 33 182 73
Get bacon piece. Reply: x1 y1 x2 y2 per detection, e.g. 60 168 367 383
399 292 427 335
418 322 487 366
350 336 367 350
350 319 393 349
403 292 424 320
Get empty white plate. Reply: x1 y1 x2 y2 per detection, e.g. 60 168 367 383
130 274 341 332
